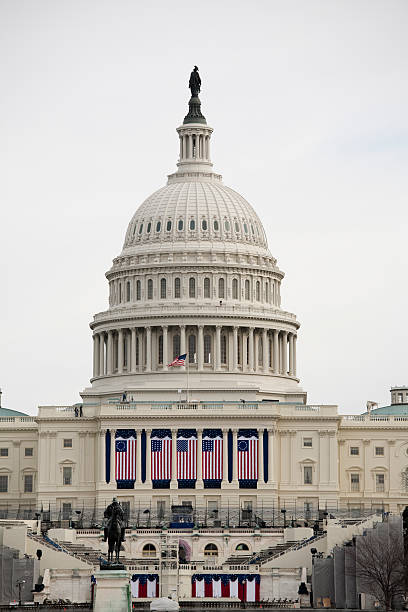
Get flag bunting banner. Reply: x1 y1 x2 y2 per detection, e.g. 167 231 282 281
202 428 223 488
151 429 172 488
191 574 260 602
115 429 136 489
168 353 187 367
237 429 258 488
177 429 197 488
130 574 159 598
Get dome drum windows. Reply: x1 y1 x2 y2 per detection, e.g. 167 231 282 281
178 219 184 231
189 277 196 298
245 280 250 300
126 281 131 302
189 219 196 231
138 223 144 234
224 219 230 232
204 277 211 299
136 280 141 301
147 279 153 300
160 278 167 299
256 281 261 302
232 278 238 300
188 334 197 363
213 219 219 231
147 222 152 233
174 277 181 299
202 219 208 231
156 221 162 232
166 220 172 232
204 335 212 364
218 278 225 299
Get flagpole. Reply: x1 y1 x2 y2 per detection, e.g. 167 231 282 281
186 353 190 404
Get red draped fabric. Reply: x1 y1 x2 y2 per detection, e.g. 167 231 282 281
139 582 147 598
221 582 230 597
255 581 260 602
156 581 159 597
238 581 244 602
192 581 196 597
204 581 213 597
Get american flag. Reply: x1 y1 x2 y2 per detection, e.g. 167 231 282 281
168 353 187 367
151 430 172 480
237 431 258 481
115 434 136 481
177 432 197 480
202 431 223 480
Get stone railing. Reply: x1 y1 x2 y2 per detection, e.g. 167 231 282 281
0 416 36 428
341 415 408 426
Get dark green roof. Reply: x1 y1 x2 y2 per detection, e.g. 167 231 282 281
0 406 29 417
368 404 408 416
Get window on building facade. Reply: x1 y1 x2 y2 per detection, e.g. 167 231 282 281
218 278 225 299
245 280 250 300
174 277 181 298
207 500 219 517
147 222 151 233
304 502 312 518
398 393 403 403
235 221 240 233
303 466 313 484
204 543 218 557
202 219 208 230
258 337 263 365
166 220 172 232
136 280 141 300
25 448 33 457
63 439 72 448
375 446 384 456
376 473 385 492
62 503 72 520
63 466 72 485
232 278 238 299
0 475 8 492
158 335 163 364
138 223 143 234
204 335 211 364
350 473 360 492
119 284 122 303
303 438 313 448
157 500 166 519
178 219 183 231
213 219 219 231
221 335 227 364
350 446 359 456
189 277 196 298
126 281 131 302
256 281 260 301
173 335 180 359
224 220 230 231
204 277 211 298
160 278 167 299
236 543 249 551
189 219 195 230
156 221 161 232
147 279 153 300
188 334 196 363
24 474 33 493
0 448 8 457
143 544 156 558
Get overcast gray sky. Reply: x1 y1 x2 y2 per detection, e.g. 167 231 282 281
1 0 407 415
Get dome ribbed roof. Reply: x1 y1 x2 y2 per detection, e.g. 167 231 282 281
123 180 269 252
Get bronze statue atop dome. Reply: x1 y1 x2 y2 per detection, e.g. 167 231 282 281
189 66 201 97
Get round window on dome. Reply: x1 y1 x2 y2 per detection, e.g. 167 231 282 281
224 220 230 231
147 222 151 233
202 219 208 231
235 221 240 233
138 223 144 234
178 219 183 231
156 221 161 232
244 223 248 234
213 220 219 231
166 220 172 232
190 219 196 230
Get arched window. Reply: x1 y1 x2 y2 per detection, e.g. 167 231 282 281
202 219 208 230
188 334 196 363
178 219 183 231
119 284 122 303
174 277 181 298
156 221 161 232
221 335 227 364
204 543 218 557
138 223 143 234
245 280 250 300
158 335 163 364
126 281 131 302
147 279 153 300
190 219 196 230
189 277 196 298
256 281 260 301
236 543 249 551
142 544 156 558
204 277 211 298
136 280 141 301
224 220 230 231
213 219 219 231
204 335 211 364
173 334 180 358
160 278 167 299
218 278 225 299
232 278 238 299
166 220 172 232
147 222 151 233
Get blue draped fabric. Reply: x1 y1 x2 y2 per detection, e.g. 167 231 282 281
105 429 111 484
228 429 233 483
263 428 268 483
141 429 146 483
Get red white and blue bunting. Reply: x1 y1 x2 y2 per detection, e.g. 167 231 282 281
130 574 159 598
192 574 260 602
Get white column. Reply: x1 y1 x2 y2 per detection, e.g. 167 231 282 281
273 329 279 374
232 429 239 486
107 331 113 375
99 333 105 376
198 325 204 371
248 327 254 372
293 335 297 377
145 327 152 372
162 326 168 370
93 334 100 378
263 329 268 373
117 329 124 374
171 429 177 487
215 325 221 371
233 326 238 372
130 328 136 372
289 333 294 376
135 429 142 486
197 429 203 488
222 428 229 484
282 331 288 375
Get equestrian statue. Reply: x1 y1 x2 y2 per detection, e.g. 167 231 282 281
103 497 126 564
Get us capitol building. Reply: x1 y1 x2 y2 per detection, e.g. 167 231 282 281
1 71 408 531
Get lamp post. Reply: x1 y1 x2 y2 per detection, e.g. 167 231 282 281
16 579 25 606
281 508 287 529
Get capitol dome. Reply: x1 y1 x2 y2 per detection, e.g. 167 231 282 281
86 77 304 404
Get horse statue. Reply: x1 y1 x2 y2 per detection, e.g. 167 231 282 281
103 497 125 564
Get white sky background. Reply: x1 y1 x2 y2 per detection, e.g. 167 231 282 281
0 0 407 415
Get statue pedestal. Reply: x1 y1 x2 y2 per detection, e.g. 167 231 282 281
94 569 130 612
